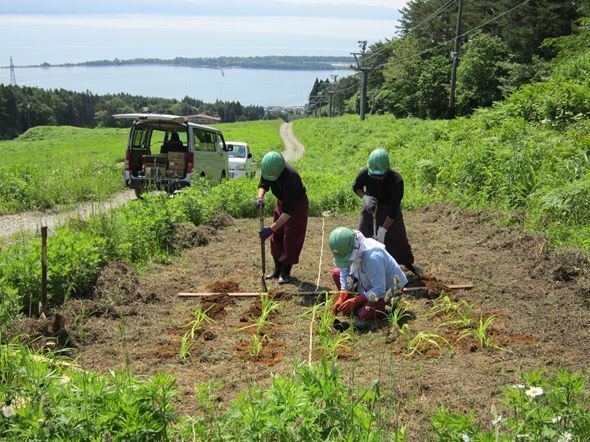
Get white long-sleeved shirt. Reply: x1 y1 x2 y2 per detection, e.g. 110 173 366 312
339 247 407 298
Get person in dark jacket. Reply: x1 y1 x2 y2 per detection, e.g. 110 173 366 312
255 151 308 284
352 148 422 276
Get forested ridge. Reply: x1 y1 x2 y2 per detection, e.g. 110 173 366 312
0 85 265 139
308 0 589 119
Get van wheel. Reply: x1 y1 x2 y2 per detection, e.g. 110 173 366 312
221 170 226 182
134 188 143 199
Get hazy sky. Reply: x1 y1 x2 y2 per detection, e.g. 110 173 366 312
0 0 409 65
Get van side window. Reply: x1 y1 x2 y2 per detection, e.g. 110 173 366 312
132 128 149 149
215 133 225 151
194 129 216 152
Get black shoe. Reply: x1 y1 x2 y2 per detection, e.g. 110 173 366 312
266 258 281 279
333 318 350 332
352 319 372 333
405 263 423 277
278 264 292 284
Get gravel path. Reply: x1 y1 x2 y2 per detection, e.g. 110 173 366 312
0 190 136 239
280 122 305 161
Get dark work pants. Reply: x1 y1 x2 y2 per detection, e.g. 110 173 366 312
358 206 414 266
271 195 309 266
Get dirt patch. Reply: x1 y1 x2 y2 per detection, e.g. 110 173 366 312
67 205 590 439
234 336 284 366
201 294 236 320
207 211 234 230
207 279 240 293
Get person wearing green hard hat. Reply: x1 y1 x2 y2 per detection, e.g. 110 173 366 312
352 147 422 276
329 227 408 324
255 151 308 284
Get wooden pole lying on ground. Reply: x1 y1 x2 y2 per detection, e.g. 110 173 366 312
177 284 473 298
40 221 48 317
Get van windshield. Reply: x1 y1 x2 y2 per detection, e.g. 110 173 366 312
227 144 246 158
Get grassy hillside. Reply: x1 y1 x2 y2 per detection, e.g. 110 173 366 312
0 126 127 214
0 120 283 215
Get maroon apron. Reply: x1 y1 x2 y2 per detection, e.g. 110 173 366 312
271 194 309 266
358 204 414 266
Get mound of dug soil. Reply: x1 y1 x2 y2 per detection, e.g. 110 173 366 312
207 279 240 293
201 294 236 320
207 211 234 229
8 313 74 350
92 260 141 302
171 222 210 250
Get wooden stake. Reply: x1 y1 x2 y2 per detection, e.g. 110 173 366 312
40 221 48 317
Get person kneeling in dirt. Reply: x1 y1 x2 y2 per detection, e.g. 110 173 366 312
255 151 309 284
353 147 422 277
329 227 407 329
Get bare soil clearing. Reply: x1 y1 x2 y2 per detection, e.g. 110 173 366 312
25 204 590 437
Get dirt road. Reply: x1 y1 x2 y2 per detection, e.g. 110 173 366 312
0 190 135 239
280 122 305 161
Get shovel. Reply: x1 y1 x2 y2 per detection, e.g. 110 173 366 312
259 205 268 293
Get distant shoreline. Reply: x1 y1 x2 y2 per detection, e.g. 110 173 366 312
4 55 354 71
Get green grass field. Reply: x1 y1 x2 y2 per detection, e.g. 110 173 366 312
0 120 284 215
0 126 128 214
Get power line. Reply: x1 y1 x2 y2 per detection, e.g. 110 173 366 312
405 0 457 32
363 0 457 64
374 0 531 71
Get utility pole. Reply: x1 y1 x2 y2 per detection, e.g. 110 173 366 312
327 74 338 117
352 40 372 121
447 0 464 119
9 57 17 85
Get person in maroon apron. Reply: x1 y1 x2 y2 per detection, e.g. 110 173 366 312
255 151 308 284
352 148 422 276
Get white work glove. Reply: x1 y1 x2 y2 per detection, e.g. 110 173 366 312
362 195 377 210
375 226 388 243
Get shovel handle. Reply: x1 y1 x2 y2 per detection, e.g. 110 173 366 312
259 206 268 292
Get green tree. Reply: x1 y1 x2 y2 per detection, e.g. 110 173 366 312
456 33 512 115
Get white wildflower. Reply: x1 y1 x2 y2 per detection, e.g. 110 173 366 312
558 432 573 442
492 415 502 426
512 384 525 389
541 118 551 124
60 375 71 385
552 416 563 423
2 405 15 418
11 396 28 409
525 386 544 398
461 434 471 442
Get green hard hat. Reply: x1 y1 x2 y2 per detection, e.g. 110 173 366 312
367 148 390 176
329 227 357 267
260 151 285 181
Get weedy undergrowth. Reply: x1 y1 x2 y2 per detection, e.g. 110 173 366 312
398 324 452 356
458 313 506 351
249 334 269 358
179 307 214 361
239 293 282 335
304 297 352 359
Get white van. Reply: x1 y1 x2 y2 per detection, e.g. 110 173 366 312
114 113 228 197
226 141 256 178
